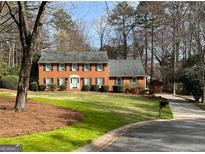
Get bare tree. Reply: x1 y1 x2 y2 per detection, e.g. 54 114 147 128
6 1 48 112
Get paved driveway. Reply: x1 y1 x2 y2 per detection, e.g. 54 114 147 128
101 95 205 152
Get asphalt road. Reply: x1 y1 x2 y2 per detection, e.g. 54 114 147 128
101 119 205 152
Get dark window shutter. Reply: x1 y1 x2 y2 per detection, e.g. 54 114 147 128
82 78 85 85
102 64 104 71
65 64 67 71
51 78 53 83
96 78 98 84
44 78 46 84
43 64 46 71
82 64 84 71
51 64 53 71
57 78 59 86
77 64 79 71
70 64 72 71
102 78 104 85
57 64 59 71
90 64 92 71
96 64 97 71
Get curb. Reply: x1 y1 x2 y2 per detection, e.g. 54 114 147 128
74 119 169 152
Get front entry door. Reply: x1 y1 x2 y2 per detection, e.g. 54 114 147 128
71 77 79 88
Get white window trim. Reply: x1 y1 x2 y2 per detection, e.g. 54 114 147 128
59 64 65 71
72 64 78 71
84 64 91 71
97 64 103 71
45 64 52 71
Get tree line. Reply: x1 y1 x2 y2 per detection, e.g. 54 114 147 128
0 1 204 112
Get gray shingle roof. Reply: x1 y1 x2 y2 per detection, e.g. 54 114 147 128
109 59 145 77
38 51 108 63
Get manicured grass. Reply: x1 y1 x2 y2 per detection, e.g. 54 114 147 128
0 91 172 151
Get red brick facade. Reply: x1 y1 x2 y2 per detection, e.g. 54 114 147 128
39 63 146 91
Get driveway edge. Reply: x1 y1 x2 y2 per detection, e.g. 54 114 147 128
74 119 169 152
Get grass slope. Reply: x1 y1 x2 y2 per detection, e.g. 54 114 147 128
0 92 172 151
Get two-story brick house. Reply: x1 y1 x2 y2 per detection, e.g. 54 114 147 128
38 51 147 91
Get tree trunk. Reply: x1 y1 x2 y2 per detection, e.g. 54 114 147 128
15 48 33 112
145 27 148 74
123 33 127 59
150 24 154 82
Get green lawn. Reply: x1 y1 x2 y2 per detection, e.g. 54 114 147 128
0 91 172 151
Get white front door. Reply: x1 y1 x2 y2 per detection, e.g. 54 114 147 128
71 77 79 88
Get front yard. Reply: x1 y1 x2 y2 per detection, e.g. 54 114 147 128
0 91 172 151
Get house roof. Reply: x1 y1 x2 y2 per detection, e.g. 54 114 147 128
108 59 146 77
38 51 109 63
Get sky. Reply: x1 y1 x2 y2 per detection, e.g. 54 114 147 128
55 1 138 48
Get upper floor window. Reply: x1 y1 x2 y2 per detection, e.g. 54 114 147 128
72 64 78 71
45 64 52 71
84 64 91 71
59 64 66 71
97 64 104 71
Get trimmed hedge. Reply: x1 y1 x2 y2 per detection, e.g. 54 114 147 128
47 83 57 91
113 85 124 93
39 85 46 91
90 85 99 91
100 85 109 92
82 85 90 91
30 82 38 91
59 84 66 91
0 75 19 90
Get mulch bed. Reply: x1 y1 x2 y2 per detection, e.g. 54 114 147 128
0 97 83 137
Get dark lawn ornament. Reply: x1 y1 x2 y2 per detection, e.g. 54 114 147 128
159 96 169 118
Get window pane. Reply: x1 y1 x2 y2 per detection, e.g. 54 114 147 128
46 64 51 71
84 64 90 71
84 78 90 85
97 64 103 71
72 64 77 71
59 64 65 71
59 78 66 86
116 78 122 85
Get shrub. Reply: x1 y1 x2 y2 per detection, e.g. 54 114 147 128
113 85 124 93
0 75 19 90
38 85 46 91
82 85 90 91
30 82 38 91
100 85 109 92
59 84 66 91
47 83 57 91
90 85 99 91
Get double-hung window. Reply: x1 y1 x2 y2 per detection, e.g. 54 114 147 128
45 64 52 71
45 78 53 87
97 64 103 71
84 64 91 71
116 78 122 86
59 78 66 86
59 64 65 71
72 64 78 71
96 78 104 87
84 78 91 85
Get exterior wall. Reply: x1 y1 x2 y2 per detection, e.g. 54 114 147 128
39 63 109 91
108 76 146 91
